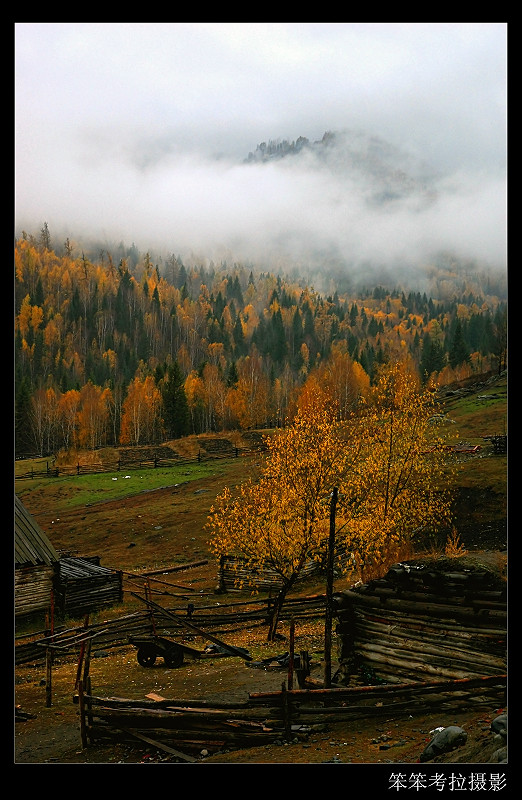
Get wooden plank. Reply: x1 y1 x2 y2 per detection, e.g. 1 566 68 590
121 728 197 761
140 561 208 576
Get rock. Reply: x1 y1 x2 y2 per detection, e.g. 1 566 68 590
489 746 507 763
490 713 507 738
420 726 468 762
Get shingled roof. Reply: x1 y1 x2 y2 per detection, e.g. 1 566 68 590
15 495 59 567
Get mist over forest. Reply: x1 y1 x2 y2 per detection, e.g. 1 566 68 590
18 126 506 301
16 24 507 296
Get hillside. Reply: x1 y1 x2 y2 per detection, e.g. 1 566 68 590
16 370 507 585
15 229 506 459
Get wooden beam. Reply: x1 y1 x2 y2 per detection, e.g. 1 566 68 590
131 592 253 660
121 727 197 762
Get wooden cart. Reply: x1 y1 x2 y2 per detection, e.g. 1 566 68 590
128 635 206 668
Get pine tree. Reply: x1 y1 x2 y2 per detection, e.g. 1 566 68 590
420 332 446 382
15 377 34 454
161 362 190 438
448 319 470 369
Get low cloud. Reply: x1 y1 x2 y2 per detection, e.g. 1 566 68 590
15 23 507 285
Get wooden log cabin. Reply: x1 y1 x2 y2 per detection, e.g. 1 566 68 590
15 495 59 618
15 496 123 620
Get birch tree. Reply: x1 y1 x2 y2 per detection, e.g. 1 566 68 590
208 363 457 640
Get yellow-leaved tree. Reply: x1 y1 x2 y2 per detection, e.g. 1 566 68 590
341 363 457 579
207 361 457 641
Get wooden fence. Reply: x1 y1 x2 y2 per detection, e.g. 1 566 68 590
15 591 327 665
15 446 257 480
76 674 506 758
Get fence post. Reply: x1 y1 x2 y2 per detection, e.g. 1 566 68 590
75 615 90 688
45 647 53 707
281 681 291 739
145 581 156 634
78 682 88 748
287 619 295 690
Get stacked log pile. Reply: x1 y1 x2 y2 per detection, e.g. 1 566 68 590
55 557 123 617
334 557 507 685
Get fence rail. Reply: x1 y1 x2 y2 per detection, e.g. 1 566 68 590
15 447 258 480
15 590 327 665
77 674 507 756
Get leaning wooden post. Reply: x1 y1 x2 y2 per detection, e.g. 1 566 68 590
324 486 338 689
82 638 92 691
75 614 90 688
145 580 157 634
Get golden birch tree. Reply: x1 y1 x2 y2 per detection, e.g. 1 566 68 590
119 376 162 445
207 362 457 640
208 388 364 639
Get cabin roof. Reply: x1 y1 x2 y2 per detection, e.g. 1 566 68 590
15 495 59 567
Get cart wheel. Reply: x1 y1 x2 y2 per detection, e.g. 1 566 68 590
137 647 157 667
164 646 184 668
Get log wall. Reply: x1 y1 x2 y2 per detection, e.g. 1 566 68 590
334 558 507 684
15 564 55 617
218 554 320 591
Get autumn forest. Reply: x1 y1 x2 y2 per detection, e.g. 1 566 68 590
14 224 507 457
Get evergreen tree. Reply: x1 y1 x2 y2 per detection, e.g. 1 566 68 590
15 377 34 454
161 362 190 438
269 308 287 364
226 360 239 387
233 315 246 354
39 221 51 251
420 332 446 382
448 319 471 369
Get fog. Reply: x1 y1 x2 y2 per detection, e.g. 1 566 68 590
15 23 507 282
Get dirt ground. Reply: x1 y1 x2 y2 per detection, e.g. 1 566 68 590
14 454 508 770
14 625 507 767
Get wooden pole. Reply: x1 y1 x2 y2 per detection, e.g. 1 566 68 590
82 638 92 691
75 615 90 688
287 619 295 691
78 682 87 748
324 487 338 689
281 681 291 739
145 580 157 635
50 589 55 637
45 647 52 707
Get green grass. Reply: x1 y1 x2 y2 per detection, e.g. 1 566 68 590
15 462 222 511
